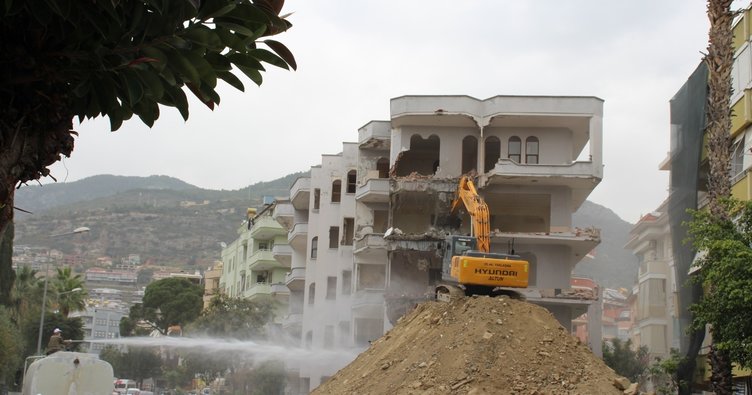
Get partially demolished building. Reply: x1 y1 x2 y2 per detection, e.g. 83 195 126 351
274 95 605 393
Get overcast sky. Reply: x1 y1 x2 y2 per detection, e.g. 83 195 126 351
43 1 727 223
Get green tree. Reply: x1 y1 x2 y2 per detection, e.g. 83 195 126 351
10 265 39 322
120 348 163 388
602 338 649 382
0 306 23 390
22 312 84 355
52 266 87 317
188 294 275 339
688 199 752 371
130 277 203 334
646 349 684 395
247 360 286 395
0 0 296 308
100 345 124 376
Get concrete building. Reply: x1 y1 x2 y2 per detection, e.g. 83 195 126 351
625 203 678 361
219 204 290 322
72 304 128 354
203 261 223 308
274 95 606 393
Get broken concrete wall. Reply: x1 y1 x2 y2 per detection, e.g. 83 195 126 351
355 202 389 236
357 150 389 185
391 126 478 177
489 242 573 289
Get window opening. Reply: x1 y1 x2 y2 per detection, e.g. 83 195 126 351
326 276 337 300
313 188 321 210
525 136 539 164
342 271 352 295
347 170 357 193
329 226 340 248
311 236 318 259
508 136 522 163
377 158 390 178
331 180 341 203
343 218 354 245
484 136 501 172
308 283 315 304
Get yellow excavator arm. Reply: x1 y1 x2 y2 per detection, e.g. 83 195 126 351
450 175 491 253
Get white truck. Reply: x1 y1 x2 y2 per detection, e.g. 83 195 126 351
22 351 115 395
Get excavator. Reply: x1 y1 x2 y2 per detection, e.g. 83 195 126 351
436 175 530 301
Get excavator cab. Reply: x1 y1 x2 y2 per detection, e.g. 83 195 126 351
441 235 529 293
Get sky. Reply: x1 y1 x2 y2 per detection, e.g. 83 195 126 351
43 1 729 223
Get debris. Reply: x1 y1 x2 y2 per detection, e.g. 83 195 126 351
313 297 626 394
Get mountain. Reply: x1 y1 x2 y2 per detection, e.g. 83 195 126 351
572 200 638 290
13 174 638 288
13 173 306 267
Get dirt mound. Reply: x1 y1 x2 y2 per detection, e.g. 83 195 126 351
314 296 627 395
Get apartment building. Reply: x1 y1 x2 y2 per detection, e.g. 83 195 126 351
203 261 223 308
219 205 291 323
625 203 678 361
273 95 606 393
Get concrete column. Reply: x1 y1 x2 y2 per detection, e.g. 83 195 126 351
588 287 604 357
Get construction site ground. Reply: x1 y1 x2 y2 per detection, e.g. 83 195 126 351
314 295 629 395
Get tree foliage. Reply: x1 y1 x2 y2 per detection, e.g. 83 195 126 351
188 294 275 339
21 312 84 355
602 339 649 382
688 199 752 370
129 277 203 334
100 346 162 387
0 0 296 309
52 266 87 317
0 306 22 388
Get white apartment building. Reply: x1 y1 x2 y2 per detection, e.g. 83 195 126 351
273 95 605 393
625 202 678 361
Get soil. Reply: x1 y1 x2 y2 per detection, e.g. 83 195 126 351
313 295 628 395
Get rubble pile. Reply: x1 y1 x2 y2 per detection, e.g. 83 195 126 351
314 296 631 395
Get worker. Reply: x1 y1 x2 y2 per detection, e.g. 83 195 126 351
46 328 71 355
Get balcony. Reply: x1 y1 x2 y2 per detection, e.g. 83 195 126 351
290 177 310 210
249 216 286 240
355 178 390 203
288 223 308 251
358 121 391 150
248 250 280 271
244 282 271 301
270 282 290 301
285 267 306 292
354 234 388 260
272 244 292 267
272 201 294 230
481 158 601 210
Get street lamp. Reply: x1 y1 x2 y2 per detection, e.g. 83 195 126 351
36 227 90 355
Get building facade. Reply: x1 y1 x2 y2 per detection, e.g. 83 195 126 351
273 95 606 393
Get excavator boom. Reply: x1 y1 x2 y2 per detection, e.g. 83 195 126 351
450 176 491 253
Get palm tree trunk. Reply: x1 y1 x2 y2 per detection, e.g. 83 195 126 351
703 1 735 394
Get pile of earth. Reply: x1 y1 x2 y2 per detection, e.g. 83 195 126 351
314 295 631 395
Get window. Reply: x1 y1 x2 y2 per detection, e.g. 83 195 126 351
508 136 521 163
331 180 341 203
324 326 335 349
310 236 318 259
308 283 315 305
731 141 745 182
339 321 351 346
377 158 390 178
313 188 321 210
525 136 539 164
342 218 354 245
484 136 501 172
347 170 357 193
329 226 339 248
258 241 268 251
342 270 352 295
326 276 337 300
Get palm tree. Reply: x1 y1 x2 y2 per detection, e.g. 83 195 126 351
10 265 39 322
52 267 87 318
682 1 736 394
